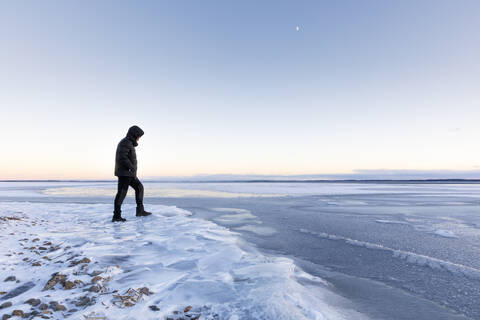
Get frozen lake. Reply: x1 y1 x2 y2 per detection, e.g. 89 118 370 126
1 181 479 319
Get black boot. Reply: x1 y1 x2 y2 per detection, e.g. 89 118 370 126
112 210 126 222
136 204 152 217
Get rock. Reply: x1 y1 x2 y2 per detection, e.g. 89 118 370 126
91 276 103 283
0 293 5 295
2 315 11 320
63 281 75 290
184 306 192 313
69 258 90 266
38 304 48 310
30 310 40 316
89 271 103 277
0 302 12 309
22 258 28 262
138 287 151 295
149 305 160 311
173 311 179 314
41 310 52 314
73 296 90 307
53 304 66 312
43 242 52 246
11 310 23 317
32 238 40 242
42 274 66 291
38 247 47 251
3 276 15 282
67 309 78 313
88 285 100 293
25 298 41 306
73 280 84 286
32 262 41 267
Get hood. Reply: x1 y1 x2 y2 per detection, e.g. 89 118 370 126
126 125 144 146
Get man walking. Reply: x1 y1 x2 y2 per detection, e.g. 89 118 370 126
112 125 152 222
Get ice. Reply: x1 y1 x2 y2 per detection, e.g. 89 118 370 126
298 228 480 280
0 201 363 320
234 225 278 236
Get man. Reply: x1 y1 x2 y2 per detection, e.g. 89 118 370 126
112 125 152 222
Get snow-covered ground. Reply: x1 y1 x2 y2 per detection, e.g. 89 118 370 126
1 181 480 319
0 193 366 319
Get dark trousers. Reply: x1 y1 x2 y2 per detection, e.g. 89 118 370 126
114 176 144 213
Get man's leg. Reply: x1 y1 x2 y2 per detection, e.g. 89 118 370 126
113 176 131 222
130 177 151 216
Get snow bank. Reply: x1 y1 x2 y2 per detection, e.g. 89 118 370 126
0 202 364 320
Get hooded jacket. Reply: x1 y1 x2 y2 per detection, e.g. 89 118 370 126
114 126 144 177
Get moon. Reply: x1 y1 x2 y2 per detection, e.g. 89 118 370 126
296 26 300 31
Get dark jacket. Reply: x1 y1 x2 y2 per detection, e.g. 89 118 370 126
114 126 144 177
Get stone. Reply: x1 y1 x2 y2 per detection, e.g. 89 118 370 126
11 310 23 317
69 258 90 266
88 285 100 293
43 242 52 246
38 247 47 251
67 309 78 313
0 302 12 309
63 281 75 290
138 287 151 295
184 306 192 313
73 296 90 307
38 304 48 310
42 274 66 291
22 258 28 262
91 276 103 283
32 262 41 267
32 238 40 242
90 271 103 277
149 305 160 311
3 276 15 282
25 298 41 306
53 304 66 312
2 314 11 320
73 280 84 286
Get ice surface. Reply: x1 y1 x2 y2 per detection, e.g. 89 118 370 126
0 201 366 320
298 228 480 280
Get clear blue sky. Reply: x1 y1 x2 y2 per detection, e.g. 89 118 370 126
1 1 479 179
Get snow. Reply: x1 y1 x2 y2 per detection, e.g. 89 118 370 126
0 201 365 320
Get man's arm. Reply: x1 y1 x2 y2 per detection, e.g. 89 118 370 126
118 141 135 170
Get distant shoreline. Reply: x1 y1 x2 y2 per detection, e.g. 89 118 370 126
2 179 480 184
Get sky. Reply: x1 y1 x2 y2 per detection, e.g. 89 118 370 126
1 1 479 179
